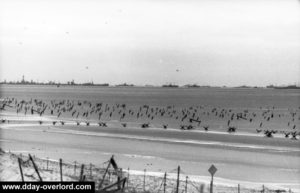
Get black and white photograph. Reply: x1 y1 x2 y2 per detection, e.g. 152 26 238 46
0 0 299 192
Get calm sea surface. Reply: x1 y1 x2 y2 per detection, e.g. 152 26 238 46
1 85 299 108
0 85 299 190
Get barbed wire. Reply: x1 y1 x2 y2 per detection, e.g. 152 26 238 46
7 152 294 193
156 178 165 193
180 169 188 175
167 168 179 173
187 178 201 192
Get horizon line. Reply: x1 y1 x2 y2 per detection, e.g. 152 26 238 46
0 79 299 89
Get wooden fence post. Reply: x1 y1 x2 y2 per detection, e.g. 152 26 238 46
18 157 24 182
74 161 77 175
89 163 92 178
143 169 146 192
127 168 130 189
238 184 240 193
163 172 167 193
176 166 180 193
29 154 43 182
99 159 111 189
185 176 188 193
59 158 63 182
117 168 122 190
79 164 85 182
46 157 49 170
200 184 204 193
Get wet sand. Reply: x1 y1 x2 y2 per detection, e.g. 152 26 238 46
1 120 299 191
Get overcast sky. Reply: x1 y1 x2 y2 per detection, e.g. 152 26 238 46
0 0 299 86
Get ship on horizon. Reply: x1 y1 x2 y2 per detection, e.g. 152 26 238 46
162 83 179 88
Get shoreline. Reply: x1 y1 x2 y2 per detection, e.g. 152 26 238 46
1 116 299 189
1 83 300 90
